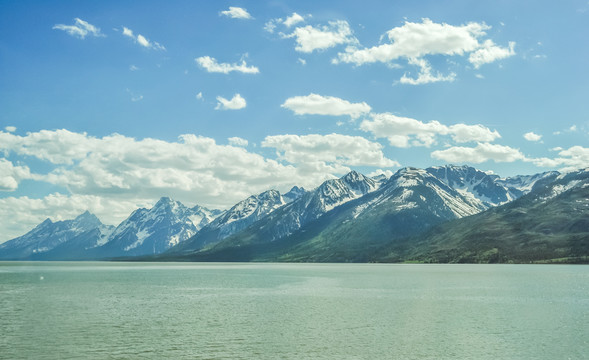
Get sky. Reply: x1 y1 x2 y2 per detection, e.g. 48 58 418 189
1 0 588 242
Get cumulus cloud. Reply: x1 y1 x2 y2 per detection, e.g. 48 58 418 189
431 143 526 163
0 129 343 207
195 56 259 74
523 131 542 142
281 93 371 119
215 94 247 110
336 19 493 64
282 20 358 53
219 7 253 20
121 26 165 50
529 146 589 171
53 18 104 39
264 12 309 33
0 194 153 243
0 159 33 191
262 134 399 171
469 40 516 68
334 18 515 83
360 113 500 148
0 129 407 243
284 13 306 27
448 124 501 143
228 137 248 147
399 58 456 85
4 126 16 133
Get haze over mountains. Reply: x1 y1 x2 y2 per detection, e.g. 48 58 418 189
1 165 587 263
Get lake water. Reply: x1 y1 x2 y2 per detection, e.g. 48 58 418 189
0 262 587 359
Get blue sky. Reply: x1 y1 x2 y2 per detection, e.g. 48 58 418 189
1 0 588 241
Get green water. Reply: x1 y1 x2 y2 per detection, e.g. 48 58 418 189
0 262 587 359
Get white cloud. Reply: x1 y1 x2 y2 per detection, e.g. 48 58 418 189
283 20 358 53
529 146 589 171
219 7 253 20
0 129 406 243
0 130 336 208
136 34 150 47
448 123 501 143
360 113 500 148
122 26 134 38
399 58 456 85
298 58 307 65
196 92 203 100
281 93 371 119
228 137 248 147
0 159 33 191
264 12 309 33
264 19 280 33
284 13 306 27
4 126 16 133
215 94 247 110
469 40 516 68
334 18 515 83
0 129 96 164
195 56 259 74
262 134 399 170
0 194 152 243
129 65 139 71
431 143 526 163
347 19 478 63
335 19 489 65
523 131 542 142
53 18 104 39
121 26 165 50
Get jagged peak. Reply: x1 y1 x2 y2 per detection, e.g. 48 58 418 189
258 189 281 199
154 196 176 207
75 210 97 220
341 170 363 181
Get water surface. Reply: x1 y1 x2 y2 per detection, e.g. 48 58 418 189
1 262 587 359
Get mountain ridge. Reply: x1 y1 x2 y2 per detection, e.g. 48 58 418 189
2 165 586 263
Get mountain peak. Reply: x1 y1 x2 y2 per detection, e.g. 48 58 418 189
73 211 101 227
154 196 174 207
284 186 306 202
75 210 94 220
341 170 365 183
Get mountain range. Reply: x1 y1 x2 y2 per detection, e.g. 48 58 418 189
1 165 586 263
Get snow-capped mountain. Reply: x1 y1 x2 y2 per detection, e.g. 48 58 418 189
1 164 576 262
0 211 112 260
99 197 222 257
496 170 560 198
391 167 589 263
283 186 306 203
180 170 384 253
175 189 290 251
426 165 559 208
185 167 500 262
426 165 515 207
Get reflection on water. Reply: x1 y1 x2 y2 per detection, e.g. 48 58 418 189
1 262 588 359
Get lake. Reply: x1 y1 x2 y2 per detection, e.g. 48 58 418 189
0 262 587 359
